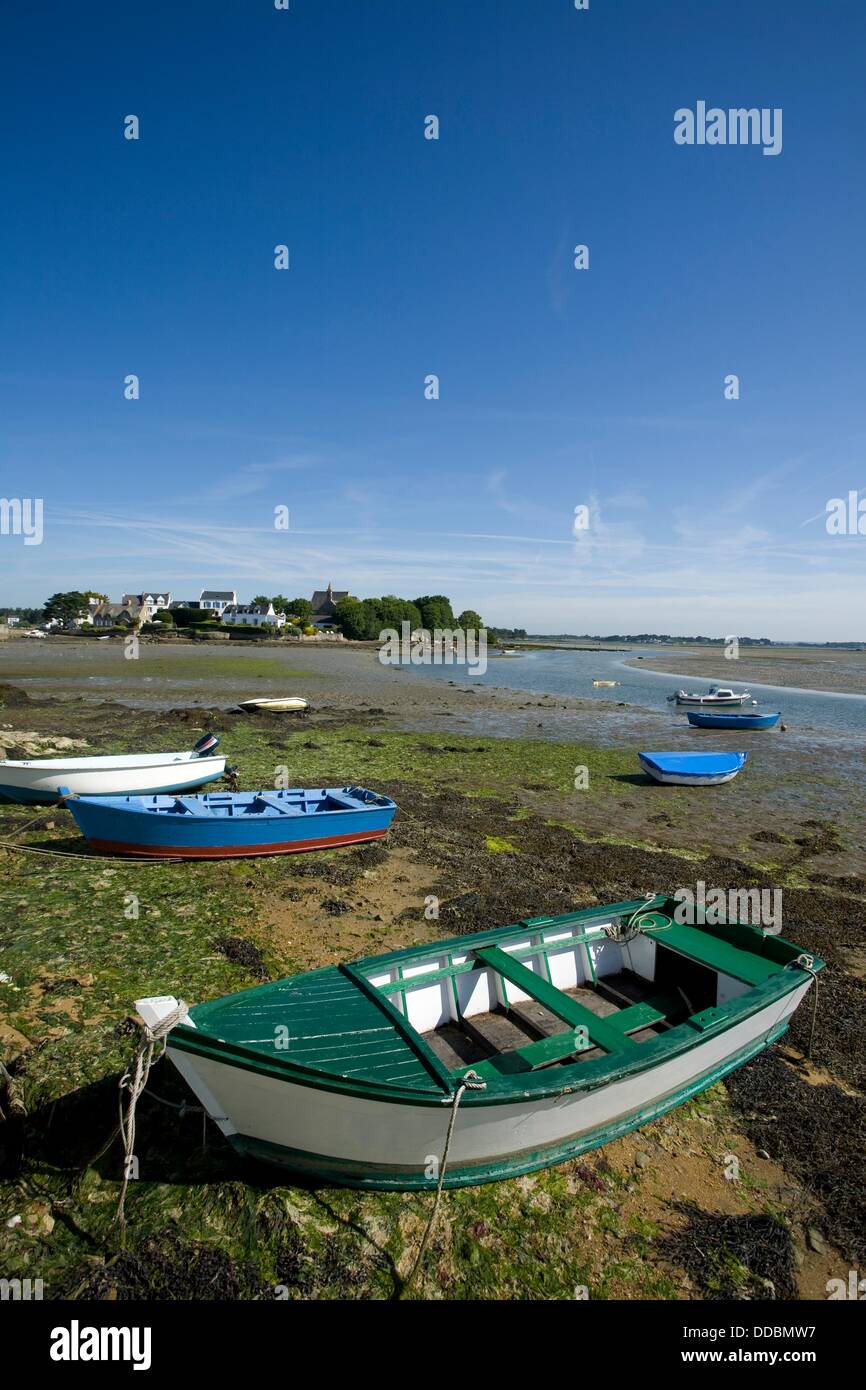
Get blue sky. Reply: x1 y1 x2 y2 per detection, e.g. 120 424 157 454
1 0 864 638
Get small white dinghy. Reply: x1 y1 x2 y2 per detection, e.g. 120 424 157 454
0 733 226 805
237 696 309 713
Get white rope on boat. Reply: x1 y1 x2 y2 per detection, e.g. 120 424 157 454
603 894 672 944
116 1000 189 1232
403 1069 487 1295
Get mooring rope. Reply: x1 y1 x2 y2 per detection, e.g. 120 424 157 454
402 1069 487 1296
116 1000 189 1232
0 792 181 863
0 840 179 864
786 953 820 1058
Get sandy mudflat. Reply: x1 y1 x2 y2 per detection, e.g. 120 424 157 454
0 636 611 740
625 645 866 696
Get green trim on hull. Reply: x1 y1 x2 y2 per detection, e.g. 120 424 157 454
227 1023 790 1190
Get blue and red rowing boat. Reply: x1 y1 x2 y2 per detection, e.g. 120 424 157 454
62 785 397 859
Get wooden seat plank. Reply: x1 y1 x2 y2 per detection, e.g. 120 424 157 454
473 945 637 1054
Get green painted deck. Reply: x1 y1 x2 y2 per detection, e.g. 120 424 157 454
189 966 446 1095
645 921 782 986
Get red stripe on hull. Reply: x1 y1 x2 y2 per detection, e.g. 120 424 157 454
86 829 388 860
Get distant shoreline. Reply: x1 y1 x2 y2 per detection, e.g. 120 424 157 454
623 650 866 698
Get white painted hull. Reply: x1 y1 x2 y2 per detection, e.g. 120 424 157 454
673 694 752 707
166 982 808 1184
238 697 309 713
643 767 741 786
0 750 226 803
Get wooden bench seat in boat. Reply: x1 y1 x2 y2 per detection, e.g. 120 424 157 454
473 945 640 1056
253 792 298 815
467 988 680 1078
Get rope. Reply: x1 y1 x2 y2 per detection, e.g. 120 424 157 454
603 894 672 944
786 954 820 1058
0 840 180 863
402 1070 487 1296
0 791 182 863
115 1000 189 1232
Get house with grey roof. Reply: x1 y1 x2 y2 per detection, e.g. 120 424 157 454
199 589 237 615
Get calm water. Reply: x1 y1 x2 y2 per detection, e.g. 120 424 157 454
403 647 866 740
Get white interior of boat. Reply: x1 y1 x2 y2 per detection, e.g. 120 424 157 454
365 916 754 1076
0 750 219 770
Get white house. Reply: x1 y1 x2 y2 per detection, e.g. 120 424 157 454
222 602 286 629
199 589 237 615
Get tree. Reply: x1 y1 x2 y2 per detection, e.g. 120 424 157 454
377 595 422 632
413 595 455 631
172 607 216 628
270 594 291 615
334 595 379 639
456 609 484 632
252 595 270 606
43 591 89 624
287 597 312 620
154 609 174 625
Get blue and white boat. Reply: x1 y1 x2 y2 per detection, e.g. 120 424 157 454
638 751 748 786
687 711 781 731
63 785 397 859
668 686 755 708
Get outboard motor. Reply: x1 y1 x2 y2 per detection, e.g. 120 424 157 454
192 732 221 757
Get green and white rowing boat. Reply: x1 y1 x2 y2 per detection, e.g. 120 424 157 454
137 896 821 1190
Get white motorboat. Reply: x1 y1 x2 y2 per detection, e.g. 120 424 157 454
0 734 226 805
668 686 754 708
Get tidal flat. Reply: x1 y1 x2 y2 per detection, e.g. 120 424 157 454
0 650 863 1301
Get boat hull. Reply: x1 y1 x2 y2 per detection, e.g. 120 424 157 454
687 711 780 730
238 698 308 713
639 751 748 785
166 980 809 1189
85 827 389 859
0 753 226 805
65 787 396 859
674 695 750 707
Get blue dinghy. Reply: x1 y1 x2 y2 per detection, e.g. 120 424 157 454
687 711 780 731
638 752 748 786
62 785 397 859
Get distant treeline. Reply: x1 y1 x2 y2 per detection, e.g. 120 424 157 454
333 594 483 641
